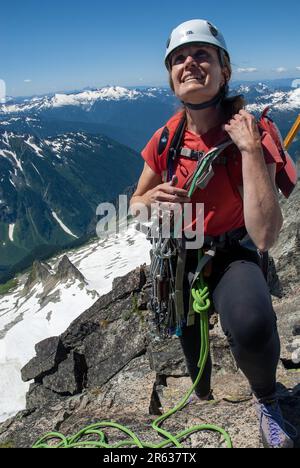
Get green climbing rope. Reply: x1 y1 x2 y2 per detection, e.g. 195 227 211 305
32 253 233 449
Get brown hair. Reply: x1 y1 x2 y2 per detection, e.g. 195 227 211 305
168 49 246 120
221 53 246 119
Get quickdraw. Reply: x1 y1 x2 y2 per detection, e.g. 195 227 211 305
147 215 183 338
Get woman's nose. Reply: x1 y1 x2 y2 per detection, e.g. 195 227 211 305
183 55 197 67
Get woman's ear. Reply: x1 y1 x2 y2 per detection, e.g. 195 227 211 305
220 68 230 88
223 66 231 83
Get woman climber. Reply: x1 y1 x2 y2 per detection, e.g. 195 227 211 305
130 19 295 449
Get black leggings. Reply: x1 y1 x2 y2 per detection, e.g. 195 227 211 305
179 247 280 399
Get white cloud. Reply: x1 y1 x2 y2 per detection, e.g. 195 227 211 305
275 67 287 73
236 68 258 73
24 79 32 83
0 79 6 103
296 67 300 71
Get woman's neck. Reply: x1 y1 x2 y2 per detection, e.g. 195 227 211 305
185 107 225 136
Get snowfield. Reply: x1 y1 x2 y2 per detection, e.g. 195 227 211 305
0 224 151 422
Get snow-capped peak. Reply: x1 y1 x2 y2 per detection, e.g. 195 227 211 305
246 86 300 112
49 86 142 108
0 86 148 114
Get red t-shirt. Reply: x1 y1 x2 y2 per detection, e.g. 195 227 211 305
141 123 283 236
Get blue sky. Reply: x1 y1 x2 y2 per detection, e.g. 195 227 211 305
1 0 300 97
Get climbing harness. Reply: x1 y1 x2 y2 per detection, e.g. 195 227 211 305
148 137 236 338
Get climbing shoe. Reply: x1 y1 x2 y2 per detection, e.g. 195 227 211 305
186 390 214 406
254 395 295 449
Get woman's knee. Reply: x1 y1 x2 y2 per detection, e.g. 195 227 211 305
213 261 278 352
227 304 277 352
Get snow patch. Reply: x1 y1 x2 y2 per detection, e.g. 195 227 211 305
2 131 11 147
25 137 44 158
31 162 42 177
9 224 15 242
0 149 23 171
9 177 17 188
51 211 79 238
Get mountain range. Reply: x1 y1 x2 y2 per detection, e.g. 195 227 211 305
0 128 142 281
0 87 178 152
2 82 299 151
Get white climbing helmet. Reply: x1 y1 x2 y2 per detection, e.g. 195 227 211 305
165 19 229 69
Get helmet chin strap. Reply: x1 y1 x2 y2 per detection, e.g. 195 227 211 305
181 85 227 110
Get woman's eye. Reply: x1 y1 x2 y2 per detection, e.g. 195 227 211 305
172 50 210 65
173 54 185 65
194 50 209 60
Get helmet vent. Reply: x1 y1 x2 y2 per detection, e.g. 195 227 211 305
207 22 218 37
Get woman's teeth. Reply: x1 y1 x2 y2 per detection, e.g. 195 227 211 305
184 77 204 82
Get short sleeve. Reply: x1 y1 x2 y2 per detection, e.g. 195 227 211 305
141 127 164 175
226 145 243 187
261 131 284 172
225 130 285 188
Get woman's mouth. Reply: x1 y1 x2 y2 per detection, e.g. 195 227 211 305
183 76 205 83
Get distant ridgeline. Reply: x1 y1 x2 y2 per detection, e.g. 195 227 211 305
0 128 143 283
0 83 299 283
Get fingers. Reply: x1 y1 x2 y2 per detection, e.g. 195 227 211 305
223 114 248 131
161 183 190 197
239 109 253 118
235 110 255 122
149 179 191 205
155 191 191 203
223 110 254 127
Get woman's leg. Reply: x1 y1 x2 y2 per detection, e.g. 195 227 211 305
179 312 213 398
179 256 212 398
212 260 280 399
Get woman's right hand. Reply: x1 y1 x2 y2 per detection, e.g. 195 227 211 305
146 175 191 206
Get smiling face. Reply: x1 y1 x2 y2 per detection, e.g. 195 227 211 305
169 44 229 104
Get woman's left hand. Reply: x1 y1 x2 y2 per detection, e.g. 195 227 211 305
223 109 262 153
